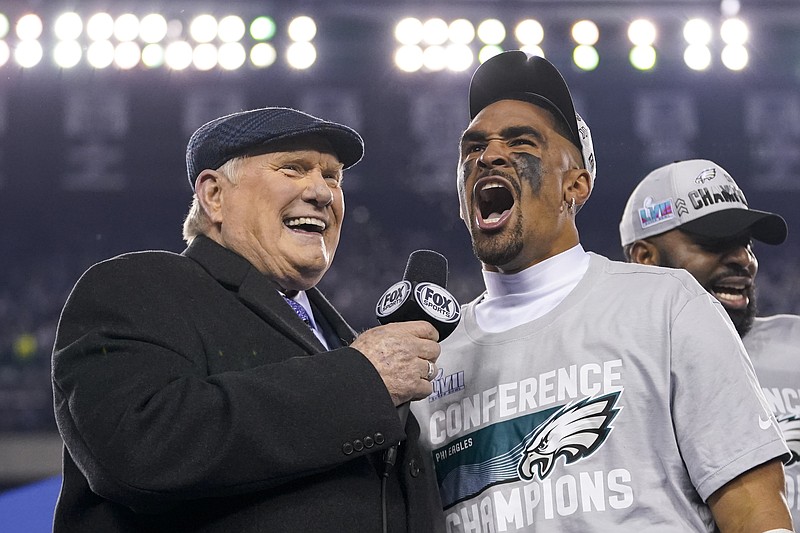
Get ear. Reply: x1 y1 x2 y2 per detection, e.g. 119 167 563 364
628 240 661 266
564 168 592 209
195 170 226 224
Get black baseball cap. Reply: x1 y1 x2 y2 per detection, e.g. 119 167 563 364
185 107 364 189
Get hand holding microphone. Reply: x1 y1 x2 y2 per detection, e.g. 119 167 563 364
351 321 440 406
351 250 461 407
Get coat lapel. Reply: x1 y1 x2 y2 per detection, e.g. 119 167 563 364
183 236 325 354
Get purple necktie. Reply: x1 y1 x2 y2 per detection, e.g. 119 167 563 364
282 296 312 328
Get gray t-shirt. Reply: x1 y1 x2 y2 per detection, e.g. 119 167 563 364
743 314 800 525
412 253 788 532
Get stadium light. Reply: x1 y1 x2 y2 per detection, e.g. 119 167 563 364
53 40 82 68
286 41 316 69
684 44 712 70
114 14 139 42
250 42 277 68
516 19 544 46
87 40 114 69
86 13 114 41
16 14 43 40
54 13 83 41
477 19 505 45
448 19 475 45
422 18 449 46
15 40 43 67
140 14 167 43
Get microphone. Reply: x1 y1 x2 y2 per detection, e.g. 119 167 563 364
375 250 461 473
375 249 461 341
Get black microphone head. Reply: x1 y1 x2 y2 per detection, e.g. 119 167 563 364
403 249 448 287
377 249 461 340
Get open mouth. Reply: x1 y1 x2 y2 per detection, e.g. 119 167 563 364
473 176 515 230
285 216 326 234
711 277 750 309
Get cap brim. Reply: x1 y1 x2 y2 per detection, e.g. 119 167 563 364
681 209 788 245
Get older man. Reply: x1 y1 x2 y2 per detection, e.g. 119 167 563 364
411 51 793 532
620 158 800 526
52 107 444 532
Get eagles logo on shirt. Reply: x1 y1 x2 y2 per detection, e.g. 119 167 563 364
433 391 622 508
518 393 621 480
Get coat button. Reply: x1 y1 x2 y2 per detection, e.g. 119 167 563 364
342 442 354 455
364 436 374 448
353 439 364 452
409 459 420 477
374 433 385 445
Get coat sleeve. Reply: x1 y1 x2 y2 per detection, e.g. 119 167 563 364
52 254 405 512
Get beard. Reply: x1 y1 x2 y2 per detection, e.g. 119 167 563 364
656 247 757 337
470 215 525 268
726 286 757 337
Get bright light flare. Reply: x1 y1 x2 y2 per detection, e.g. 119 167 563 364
573 45 599 70
87 40 114 68
630 45 657 70
142 44 164 67
395 17 423 45
17 14 43 40
114 14 139 42
15 40 43 67
572 20 599 46
446 43 473 72
250 42 277 67
0 14 9 39
193 43 217 70
288 16 316 42
190 15 217 43
165 41 193 70
721 18 748 45
54 12 83 41
516 19 544 46
250 16 276 40
422 18 448 46
721 44 748 70
218 16 245 43
87 13 114 41
114 41 141 69
628 19 656 46
394 44 423 72
139 14 167 44
684 44 712 70
54 40 82 68
219 42 246 70
449 19 475 45
477 19 506 45
286 41 316 69
683 18 712 45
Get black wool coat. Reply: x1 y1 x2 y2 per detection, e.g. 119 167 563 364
52 236 444 532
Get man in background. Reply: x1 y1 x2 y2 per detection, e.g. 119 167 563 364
52 107 444 532
411 50 793 532
620 158 800 525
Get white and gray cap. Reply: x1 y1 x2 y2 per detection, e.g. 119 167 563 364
619 159 787 246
